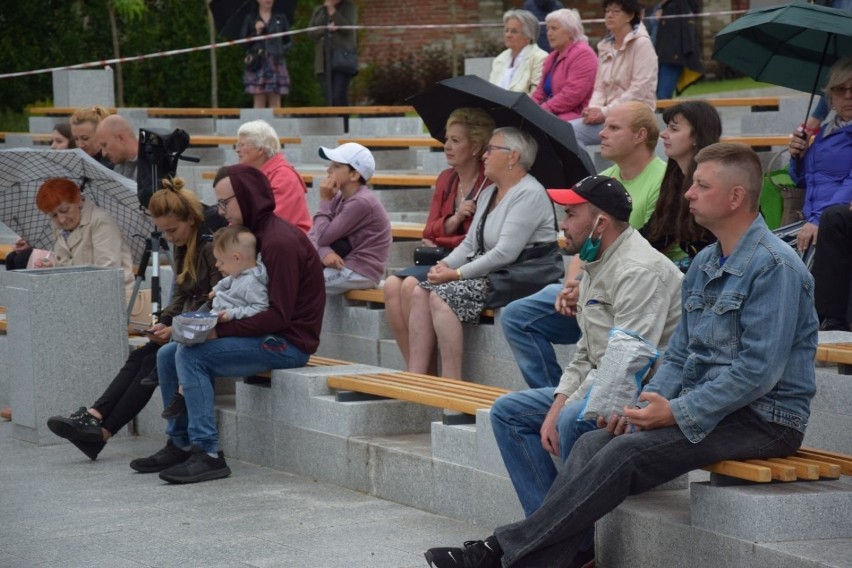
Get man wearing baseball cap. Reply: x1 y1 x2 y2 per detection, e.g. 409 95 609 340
488 174 682 561
425 144 817 568
308 142 392 294
500 102 666 391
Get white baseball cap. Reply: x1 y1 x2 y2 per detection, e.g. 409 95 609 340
318 143 375 181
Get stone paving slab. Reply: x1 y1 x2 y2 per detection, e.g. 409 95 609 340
0 423 491 568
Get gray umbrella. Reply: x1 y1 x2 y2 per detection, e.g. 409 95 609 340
0 148 154 264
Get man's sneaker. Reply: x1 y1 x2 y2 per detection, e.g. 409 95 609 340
424 536 502 568
158 446 231 484
70 439 107 461
46 407 103 443
129 440 191 473
161 392 186 419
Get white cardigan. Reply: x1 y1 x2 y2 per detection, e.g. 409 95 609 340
488 44 548 95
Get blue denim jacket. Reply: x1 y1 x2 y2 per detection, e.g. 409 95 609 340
645 216 817 443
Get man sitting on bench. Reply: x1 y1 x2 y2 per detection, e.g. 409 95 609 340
423 142 818 568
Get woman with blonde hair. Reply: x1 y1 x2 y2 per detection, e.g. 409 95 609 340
385 107 495 367
489 10 548 94
70 106 112 167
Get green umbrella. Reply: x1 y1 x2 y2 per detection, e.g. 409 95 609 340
713 0 852 122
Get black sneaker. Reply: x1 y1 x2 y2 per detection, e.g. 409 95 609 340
70 439 107 461
46 407 103 443
161 392 186 419
424 536 502 568
158 446 231 484
129 440 191 473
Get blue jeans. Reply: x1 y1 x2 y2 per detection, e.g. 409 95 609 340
500 284 582 389
567 119 605 148
657 62 683 100
491 389 596 516
493 407 804 567
157 335 309 453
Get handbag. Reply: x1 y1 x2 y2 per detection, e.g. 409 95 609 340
414 246 450 266
126 288 153 335
760 149 804 229
331 48 359 75
244 47 264 72
474 189 564 309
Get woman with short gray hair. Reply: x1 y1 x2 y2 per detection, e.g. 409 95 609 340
408 127 559 379
233 119 311 233
489 10 549 94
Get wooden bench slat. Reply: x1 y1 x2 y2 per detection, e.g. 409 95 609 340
797 448 852 475
190 135 300 146
743 459 800 481
702 460 772 482
656 96 781 109
273 105 415 116
146 108 241 117
328 374 504 402
339 137 443 149
776 456 840 479
815 343 852 365
720 135 789 147
367 371 511 397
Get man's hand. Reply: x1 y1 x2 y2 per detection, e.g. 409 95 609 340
540 395 567 456
582 107 605 125
322 251 345 269
623 392 676 431
554 281 579 316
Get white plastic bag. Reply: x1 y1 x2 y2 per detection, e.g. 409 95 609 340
581 328 659 420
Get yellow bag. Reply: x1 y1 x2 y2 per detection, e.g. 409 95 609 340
126 288 153 335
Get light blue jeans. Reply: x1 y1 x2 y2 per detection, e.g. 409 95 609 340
567 118 605 148
491 388 596 516
157 335 309 453
500 284 582 389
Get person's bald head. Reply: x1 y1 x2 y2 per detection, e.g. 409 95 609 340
97 114 138 164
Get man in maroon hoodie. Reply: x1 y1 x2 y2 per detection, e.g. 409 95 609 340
130 164 325 484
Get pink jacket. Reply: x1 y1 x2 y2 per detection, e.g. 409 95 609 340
260 153 312 234
531 41 598 121
589 24 658 116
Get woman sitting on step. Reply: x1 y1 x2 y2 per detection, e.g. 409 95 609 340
407 127 559 379
384 107 495 370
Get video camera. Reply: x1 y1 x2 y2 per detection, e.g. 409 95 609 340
136 127 191 209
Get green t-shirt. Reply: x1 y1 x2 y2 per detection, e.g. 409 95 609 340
600 157 666 230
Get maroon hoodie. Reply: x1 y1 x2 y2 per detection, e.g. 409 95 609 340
215 164 325 354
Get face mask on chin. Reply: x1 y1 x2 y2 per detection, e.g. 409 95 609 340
578 215 603 262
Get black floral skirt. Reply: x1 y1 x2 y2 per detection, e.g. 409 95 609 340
419 276 489 324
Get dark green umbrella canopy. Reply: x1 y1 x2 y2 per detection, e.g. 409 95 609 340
713 0 852 97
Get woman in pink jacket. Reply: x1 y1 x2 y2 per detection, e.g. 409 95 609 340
531 8 598 122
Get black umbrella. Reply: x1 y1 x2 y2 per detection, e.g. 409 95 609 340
209 0 296 40
408 75 594 189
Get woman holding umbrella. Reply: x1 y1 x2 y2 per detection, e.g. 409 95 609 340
240 0 293 109
384 108 494 369
407 127 559 379
788 57 852 253
309 0 357 106
46 178 221 461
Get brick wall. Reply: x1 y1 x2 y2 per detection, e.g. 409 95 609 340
355 0 753 84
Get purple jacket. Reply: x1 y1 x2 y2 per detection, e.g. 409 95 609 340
789 122 852 225
309 185 392 284
531 41 598 121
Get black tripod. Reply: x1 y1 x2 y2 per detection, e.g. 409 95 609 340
126 231 173 327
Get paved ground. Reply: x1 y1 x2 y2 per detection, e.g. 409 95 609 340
0 424 493 568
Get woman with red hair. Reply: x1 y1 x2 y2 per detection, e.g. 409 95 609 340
34 178 133 284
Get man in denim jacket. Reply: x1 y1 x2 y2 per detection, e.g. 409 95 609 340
424 143 818 568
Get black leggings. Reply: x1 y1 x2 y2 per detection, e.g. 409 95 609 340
91 341 161 435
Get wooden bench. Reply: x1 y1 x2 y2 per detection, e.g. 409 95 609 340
327 370 510 415
248 354 355 381
342 287 496 319
816 342 852 375
339 137 442 149
656 96 781 111
273 105 415 117
189 135 300 147
199 170 436 188
0 132 52 144
28 106 417 119
704 447 851 483
720 135 789 148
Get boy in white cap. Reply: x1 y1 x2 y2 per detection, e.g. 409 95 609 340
308 142 392 294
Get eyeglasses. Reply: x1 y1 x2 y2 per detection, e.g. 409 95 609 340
830 85 852 97
232 142 251 150
484 144 512 155
504 27 523 35
216 195 236 210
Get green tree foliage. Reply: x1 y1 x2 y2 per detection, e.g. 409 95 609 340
0 0 325 113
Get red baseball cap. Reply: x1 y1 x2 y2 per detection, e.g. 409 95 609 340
546 175 632 222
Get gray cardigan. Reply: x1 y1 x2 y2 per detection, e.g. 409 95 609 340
442 174 557 279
